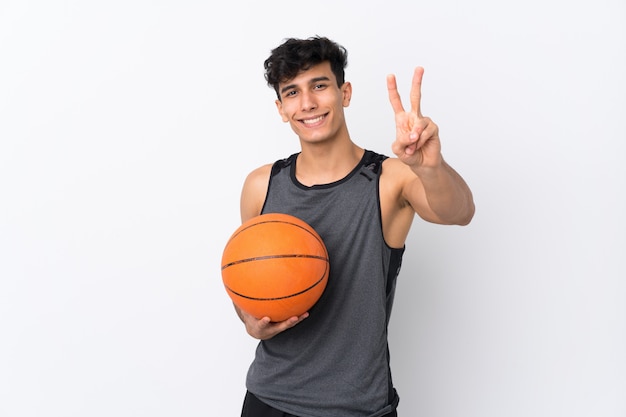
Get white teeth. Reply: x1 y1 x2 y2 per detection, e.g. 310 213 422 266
303 115 324 124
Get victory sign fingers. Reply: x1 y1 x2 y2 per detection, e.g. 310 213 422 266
387 67 441 167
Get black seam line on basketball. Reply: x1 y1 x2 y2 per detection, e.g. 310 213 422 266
224 271 328 301
229 220 325 247
221 254 329 270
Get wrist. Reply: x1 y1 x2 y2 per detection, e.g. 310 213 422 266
410 156 445 177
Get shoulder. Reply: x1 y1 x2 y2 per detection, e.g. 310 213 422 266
244 152 294 186
380 156 429 212
244 163 273 185
240 163 273 222
381 156 418 185
239 152 298 221
242 163 274 200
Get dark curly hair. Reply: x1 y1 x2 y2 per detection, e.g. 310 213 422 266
264 36 348 100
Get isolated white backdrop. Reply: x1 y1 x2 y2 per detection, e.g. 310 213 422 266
1 1 624 416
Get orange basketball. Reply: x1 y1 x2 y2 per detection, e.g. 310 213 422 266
221 213 330 322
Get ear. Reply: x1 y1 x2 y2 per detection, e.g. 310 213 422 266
341 82 352 107
275 99 289 122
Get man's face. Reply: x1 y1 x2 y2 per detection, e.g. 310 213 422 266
275 61 352 145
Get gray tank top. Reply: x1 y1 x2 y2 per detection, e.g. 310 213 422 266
247 150 404 417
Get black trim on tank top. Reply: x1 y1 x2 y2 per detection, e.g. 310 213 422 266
271 150 387 190
386 246 404 296
269 154 295 178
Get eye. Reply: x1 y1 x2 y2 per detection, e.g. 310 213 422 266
284 90 297 98
314 83 327 90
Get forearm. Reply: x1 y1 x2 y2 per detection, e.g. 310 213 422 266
233 303 245 322
411 159 475 225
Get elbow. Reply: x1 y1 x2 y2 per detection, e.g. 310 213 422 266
456 200 475 226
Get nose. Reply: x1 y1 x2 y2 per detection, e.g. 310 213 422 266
300 91 317 112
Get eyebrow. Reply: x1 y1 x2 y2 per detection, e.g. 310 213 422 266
280 76 332 95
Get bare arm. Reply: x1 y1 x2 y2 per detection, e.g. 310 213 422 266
387 67 475 225
240 164 272 223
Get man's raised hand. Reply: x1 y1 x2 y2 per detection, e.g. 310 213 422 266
387 67 442 169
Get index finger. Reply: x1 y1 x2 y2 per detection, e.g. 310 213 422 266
386 73 405 114
410 66 425 117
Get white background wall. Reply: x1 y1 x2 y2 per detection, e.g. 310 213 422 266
1 1 624 416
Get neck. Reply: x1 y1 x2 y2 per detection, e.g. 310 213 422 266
296 140 364 186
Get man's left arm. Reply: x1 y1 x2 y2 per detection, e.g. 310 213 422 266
387 66 475 225
404 159 475 225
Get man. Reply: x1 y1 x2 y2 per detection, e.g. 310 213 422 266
235 36 474 417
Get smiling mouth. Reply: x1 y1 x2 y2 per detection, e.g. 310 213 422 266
300 114 326 125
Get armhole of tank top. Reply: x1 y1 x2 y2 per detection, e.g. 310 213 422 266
375 152 398 250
